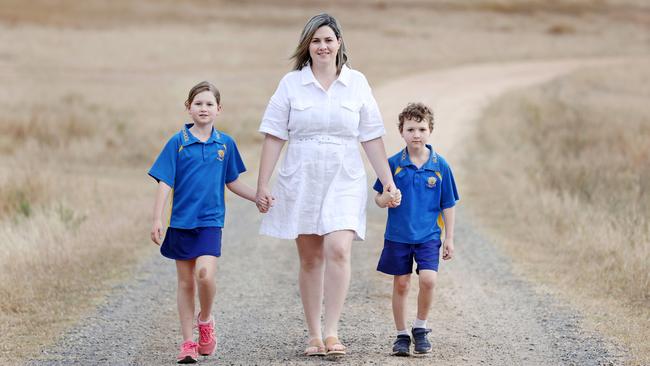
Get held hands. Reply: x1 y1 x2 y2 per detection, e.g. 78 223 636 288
256 186 275 213
150 219 163 246
378 182 402 208
442 237 454 260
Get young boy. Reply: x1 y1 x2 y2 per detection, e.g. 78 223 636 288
374 102 459 356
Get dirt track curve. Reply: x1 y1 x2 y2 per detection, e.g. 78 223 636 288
30 59 629 366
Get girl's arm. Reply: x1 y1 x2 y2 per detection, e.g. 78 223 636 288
361 137 398 194
151 181 172 245
226 178 257 203
441 206 455 260
256 134 285 208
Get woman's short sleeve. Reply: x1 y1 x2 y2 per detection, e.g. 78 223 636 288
358 75 385 142
259 76 290 140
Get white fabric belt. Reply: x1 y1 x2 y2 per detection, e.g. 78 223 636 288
289 135 357 145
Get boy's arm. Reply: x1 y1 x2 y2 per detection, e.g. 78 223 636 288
441 206 455 260
226 178 257 203
151 181 172 245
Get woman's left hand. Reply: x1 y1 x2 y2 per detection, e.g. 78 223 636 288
256 186 275 213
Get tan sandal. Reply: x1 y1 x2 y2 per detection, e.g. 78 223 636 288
324 336 347 356
304 338 326 356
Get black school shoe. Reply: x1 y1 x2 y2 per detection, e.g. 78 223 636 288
392 334 411 356
411 327 432 354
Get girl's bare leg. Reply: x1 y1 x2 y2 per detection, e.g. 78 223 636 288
176 259 197 341
195 255 218 321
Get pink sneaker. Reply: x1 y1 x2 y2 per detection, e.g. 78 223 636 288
197 314 217 356
177 340 199 364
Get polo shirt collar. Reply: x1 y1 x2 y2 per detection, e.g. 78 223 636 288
399 144 439 171
181 123 223 146
300 64 351 87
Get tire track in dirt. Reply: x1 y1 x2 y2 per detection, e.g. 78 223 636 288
30 58 630 365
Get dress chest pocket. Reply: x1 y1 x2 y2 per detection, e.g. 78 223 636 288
289 99 314 125
340 100 362 126
340 100 362 113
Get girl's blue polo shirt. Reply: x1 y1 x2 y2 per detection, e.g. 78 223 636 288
148 124 245 229
374 145 459 243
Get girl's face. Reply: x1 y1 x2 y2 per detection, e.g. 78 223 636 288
187 90 221 126
309 26 341 67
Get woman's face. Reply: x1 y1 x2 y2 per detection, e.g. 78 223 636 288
309 25 341 67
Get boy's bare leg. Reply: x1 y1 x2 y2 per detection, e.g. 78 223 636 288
296 234 325 341
392 274 411 330
322 230 354 339
416 270 437 321
176 259 197 341
195 255 218 321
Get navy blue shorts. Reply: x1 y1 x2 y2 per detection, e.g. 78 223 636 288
377 239 442 275
161 227 222 260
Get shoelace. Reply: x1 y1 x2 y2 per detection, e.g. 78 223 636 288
182 342 197 353
199 324 213 343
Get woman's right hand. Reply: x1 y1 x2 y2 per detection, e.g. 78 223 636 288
150 219 163 245
256 186 275 213
383 181 402 208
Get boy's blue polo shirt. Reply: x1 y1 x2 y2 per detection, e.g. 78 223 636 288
374 145 459 243
148 123 246 229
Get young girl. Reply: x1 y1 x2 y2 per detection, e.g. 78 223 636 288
148 81 265 364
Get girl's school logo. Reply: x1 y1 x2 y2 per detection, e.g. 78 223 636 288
427 176 437 188
217 149 225 161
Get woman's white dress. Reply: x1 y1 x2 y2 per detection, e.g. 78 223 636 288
259 65 385 240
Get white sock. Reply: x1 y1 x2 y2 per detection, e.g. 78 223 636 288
397 329 409 336
413 318 427 329
198 314 213 324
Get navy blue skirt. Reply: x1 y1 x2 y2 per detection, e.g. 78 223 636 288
161 227 222 260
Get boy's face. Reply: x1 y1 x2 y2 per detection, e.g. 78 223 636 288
187 90 222 126
400 118 431 149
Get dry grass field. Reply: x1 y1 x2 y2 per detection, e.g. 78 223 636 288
463 60 650 363
0 0 648 364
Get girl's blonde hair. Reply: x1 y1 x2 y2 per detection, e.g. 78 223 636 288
185 81 221 109
291 13 348 74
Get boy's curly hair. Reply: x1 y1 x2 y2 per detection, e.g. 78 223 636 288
398 102 434 133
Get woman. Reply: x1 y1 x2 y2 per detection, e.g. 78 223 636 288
256 13 398 356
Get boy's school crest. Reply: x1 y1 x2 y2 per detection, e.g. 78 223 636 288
427 176 437 188
216 143 227 161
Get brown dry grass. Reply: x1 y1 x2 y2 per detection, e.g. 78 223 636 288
0 0 648 363
462 60 650 364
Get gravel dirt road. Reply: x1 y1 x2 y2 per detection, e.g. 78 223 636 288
30 59 629 366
